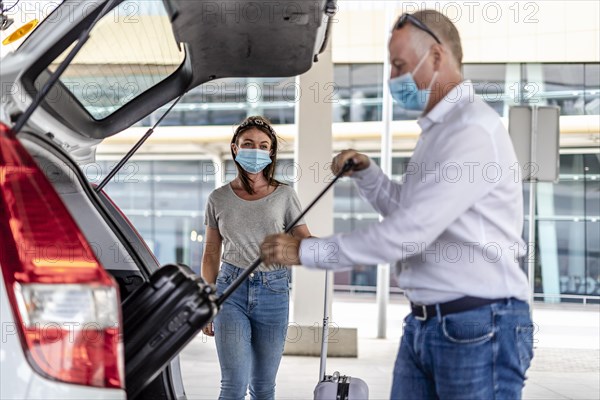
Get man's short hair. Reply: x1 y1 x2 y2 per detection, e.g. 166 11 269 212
397 10 463 68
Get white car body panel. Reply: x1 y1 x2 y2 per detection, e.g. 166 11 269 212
0 276 31 399
25 372 126 400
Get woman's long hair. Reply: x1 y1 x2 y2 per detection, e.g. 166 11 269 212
230 116 282 195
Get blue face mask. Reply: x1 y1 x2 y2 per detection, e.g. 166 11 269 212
235 148 272 174
388 50 438 112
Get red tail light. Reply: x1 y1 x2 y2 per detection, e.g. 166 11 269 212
0 123 124 388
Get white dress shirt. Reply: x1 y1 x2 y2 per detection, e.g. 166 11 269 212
299 80 531 304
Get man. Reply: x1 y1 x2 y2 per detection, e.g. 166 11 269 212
260 9 534 400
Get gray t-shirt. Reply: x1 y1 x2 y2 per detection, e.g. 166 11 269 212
204 183 305 271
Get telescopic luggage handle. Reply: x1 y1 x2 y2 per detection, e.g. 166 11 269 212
216 158 356 306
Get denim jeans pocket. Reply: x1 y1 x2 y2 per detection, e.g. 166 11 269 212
215 269 234 294
441 308 495 344
515 324 534 376
265 271 290 293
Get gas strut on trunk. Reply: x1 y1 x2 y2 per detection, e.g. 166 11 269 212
95 95 182 193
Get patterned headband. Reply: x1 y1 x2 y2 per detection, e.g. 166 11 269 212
236 117 275 136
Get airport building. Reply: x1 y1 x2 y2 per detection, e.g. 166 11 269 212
85 1 600 303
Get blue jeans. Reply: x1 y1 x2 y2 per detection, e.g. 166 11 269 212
214 263 290 400
391 298 534 400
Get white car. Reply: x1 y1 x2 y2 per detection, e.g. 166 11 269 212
0 0 334 398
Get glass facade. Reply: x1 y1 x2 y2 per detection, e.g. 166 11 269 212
331 62 600 121
534 153 600 300
522 64 600 115
95 61 599 302
129 62 598 126
135 77 297 127
333 64 384 123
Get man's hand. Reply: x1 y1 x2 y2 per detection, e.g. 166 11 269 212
261 234 301 266
332 149 370 176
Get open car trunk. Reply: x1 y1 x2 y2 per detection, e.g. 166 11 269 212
4 0 337 396
3 0 335 145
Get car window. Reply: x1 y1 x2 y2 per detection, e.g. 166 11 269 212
36 0 184 120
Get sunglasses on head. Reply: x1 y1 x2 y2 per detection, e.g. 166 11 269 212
395 13 442 45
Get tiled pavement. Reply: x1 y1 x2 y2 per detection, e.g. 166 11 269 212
180 295 600 399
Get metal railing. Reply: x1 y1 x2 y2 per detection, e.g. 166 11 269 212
332 285 599 305
333 284 404 295
533 293 599 305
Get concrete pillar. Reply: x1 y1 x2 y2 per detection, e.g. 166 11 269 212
284 46 357 357
537 182 561 303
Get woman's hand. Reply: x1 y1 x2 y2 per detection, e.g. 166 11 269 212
202 322 214 337
332 149 370 176
261 234 301 266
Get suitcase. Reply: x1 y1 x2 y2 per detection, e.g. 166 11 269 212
123 263 218 399
313 272 369 400
315 372 369 400
123 160 356 398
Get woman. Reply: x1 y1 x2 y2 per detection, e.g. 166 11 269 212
201 116 311 400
